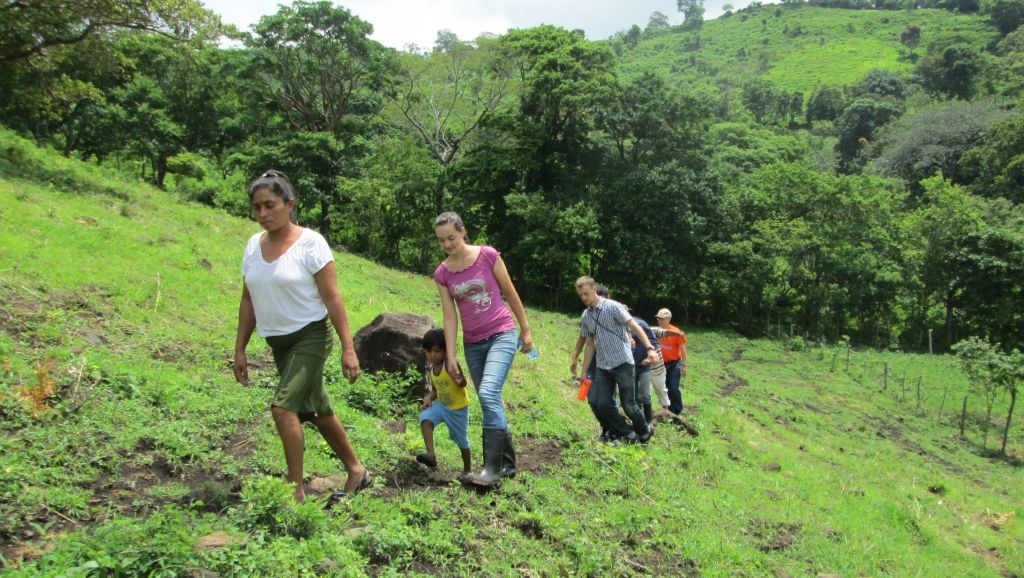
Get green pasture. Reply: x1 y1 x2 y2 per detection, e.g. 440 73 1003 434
0 130 1021 576
620 7 995 93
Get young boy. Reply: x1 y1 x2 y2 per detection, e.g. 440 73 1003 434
416 328 472 480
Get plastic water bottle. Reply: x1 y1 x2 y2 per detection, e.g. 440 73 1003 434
518 339 540 361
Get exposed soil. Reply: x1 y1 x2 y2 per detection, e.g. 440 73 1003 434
150 341 194 363
746 518 802 553
866 414 965 475
0 422 257 567
719 372 749 397
376 435 567 497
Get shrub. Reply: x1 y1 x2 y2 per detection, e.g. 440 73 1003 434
235 476 326 539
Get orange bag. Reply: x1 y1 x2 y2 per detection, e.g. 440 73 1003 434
577 378 591 400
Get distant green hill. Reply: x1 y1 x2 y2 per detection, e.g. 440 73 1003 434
619 6 995 93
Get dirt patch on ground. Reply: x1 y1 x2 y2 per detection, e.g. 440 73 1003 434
376 435 567 497
867 415 965 475
0 286 112 349
0 422 257 568
719 371 748 397
745 519 801 552
622 554 700 577
150 341 194 363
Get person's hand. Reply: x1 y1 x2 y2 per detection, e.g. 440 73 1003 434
645 350 659 366
447 357 463 382
233 351 249 386
342 349 360 383
519 328 534 353
680 363 688 378
570 358 578 378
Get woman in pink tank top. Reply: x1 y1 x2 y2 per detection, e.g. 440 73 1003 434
433 211 534 488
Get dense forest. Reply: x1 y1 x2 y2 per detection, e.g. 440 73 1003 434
3 0 1024 351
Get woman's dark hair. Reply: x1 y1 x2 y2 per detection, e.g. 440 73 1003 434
249 170 296 222
434 211 464 232
248 170 296 203
422 328 447 351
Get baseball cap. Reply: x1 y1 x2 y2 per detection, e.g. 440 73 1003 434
656 308 672 319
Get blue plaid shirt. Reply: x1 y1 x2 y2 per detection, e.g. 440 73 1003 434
580 298 634 370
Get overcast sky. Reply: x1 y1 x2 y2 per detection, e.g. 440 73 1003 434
202 0 746 50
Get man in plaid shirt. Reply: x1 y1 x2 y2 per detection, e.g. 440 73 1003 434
576 276 659 443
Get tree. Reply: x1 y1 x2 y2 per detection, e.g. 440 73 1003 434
433 29 459 53
0 0 223 63
901 175 987 349
953 337 1018 450
983 0 1024 35
959 113 1024 203
806 84 847 124
854 69 909 100
624 24 642 48
245 0 397 237
741 79 778 124
388 35 513 226
595 75 720 304
677 0 706 30
834 97 902 172
646 11 671 34
948 226 1024 349
917 43 982 100
991 349 1022 455
872 99 1011 192
900 25 922 56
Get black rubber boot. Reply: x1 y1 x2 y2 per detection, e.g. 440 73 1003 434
643 403 653 425
464 427 505 488
499 430 516 478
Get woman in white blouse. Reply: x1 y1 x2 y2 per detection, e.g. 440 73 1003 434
233 170 369 502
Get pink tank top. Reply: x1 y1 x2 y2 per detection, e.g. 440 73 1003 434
434 246 516 343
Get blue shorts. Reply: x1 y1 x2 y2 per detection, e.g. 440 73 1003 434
419 401 470 449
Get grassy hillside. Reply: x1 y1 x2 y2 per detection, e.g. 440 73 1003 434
0 129 1021 576
619 6 995 93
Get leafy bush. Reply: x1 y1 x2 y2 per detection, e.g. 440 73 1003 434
235 476 326 539
331 365 418 418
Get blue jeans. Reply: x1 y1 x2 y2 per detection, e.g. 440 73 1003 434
665 359 683 414
464 329 517 430
593 362 647 438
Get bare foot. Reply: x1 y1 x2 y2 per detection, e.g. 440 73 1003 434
343 468 370 493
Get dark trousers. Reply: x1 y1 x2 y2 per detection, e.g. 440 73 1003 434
665 359 683 415
593 362 647 438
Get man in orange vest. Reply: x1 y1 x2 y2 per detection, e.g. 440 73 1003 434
655 308 688 415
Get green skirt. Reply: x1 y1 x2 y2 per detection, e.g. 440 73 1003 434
265 317 334 422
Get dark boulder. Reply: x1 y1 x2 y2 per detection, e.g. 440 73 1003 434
353 313 435 395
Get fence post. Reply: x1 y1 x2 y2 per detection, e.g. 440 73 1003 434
928 329 933 355
900 372 907 402
959 396 968 436
938 383 948 422
915 376 922 409
883 362 888 391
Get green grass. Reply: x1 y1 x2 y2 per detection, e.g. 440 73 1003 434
0 127 1021 576
619 6 996 94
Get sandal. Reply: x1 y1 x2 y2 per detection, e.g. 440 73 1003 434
325 472 372 508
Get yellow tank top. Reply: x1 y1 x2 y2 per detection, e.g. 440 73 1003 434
429 364 469 410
